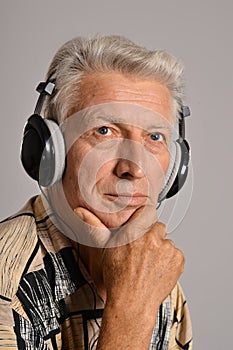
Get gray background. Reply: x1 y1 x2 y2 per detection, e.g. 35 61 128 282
0 0 232 348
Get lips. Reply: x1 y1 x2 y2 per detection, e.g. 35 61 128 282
104 192 148 206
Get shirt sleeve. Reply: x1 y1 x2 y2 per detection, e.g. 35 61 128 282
168 282 193 349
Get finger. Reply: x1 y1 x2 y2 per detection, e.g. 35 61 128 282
165 238 175 247
151 221 167 240
74 207 107 228
74 207 111 247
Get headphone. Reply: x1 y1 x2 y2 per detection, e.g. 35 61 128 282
21 77 191 203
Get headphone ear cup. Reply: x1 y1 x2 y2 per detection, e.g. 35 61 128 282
21 114 65 187
158 141 182 203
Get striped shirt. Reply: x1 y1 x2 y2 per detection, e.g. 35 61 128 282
0 195 193 349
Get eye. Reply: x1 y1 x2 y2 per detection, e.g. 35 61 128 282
97 126 111 135
150 132 164 142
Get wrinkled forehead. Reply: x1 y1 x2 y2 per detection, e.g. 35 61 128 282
62 102 175 137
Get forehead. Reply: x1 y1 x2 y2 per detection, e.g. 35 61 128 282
77 72 173 124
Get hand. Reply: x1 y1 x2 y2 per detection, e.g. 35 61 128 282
74 205 185 349
104 207 184 313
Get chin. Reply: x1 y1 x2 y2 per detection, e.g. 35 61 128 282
95 207 136 229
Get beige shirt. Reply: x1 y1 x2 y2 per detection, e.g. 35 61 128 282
0 196 193 349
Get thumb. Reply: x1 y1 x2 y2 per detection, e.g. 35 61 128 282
74 207 111 247
74 207 107 228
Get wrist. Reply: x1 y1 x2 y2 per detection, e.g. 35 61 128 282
96 299 158 350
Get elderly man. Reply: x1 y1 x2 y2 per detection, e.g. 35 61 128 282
0 35 193 349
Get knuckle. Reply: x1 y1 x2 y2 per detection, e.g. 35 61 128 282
175 249 185 265
153 221 167 237
163 239 174 250
155 221 166 231
146 231 158 249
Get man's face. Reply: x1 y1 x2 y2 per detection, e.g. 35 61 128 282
62 72 173 229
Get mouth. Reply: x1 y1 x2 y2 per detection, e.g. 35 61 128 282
104 192 148 207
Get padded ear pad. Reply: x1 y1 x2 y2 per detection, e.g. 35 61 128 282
21 114 65 187
158 138 190 203
158 141 181 203
166 139 190 199
43 119 66 186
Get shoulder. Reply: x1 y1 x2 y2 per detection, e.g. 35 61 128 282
0 197 39 300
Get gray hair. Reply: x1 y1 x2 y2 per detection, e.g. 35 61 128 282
43 35 185 123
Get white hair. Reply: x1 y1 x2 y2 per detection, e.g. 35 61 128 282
43 35 185 123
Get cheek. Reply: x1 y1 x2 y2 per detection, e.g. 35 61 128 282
62 141 94 209
156 149 170 176
95 160 116 180
163 150 171 172
64 140 90 181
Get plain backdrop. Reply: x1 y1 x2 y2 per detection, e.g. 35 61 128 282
0 1 232 348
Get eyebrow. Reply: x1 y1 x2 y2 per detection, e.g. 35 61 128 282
146 124 171 130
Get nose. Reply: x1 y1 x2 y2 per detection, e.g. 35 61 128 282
114 158 145 179
113 137 146 179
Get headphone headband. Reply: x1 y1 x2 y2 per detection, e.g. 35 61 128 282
179 105 190 140
34 78 56 115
